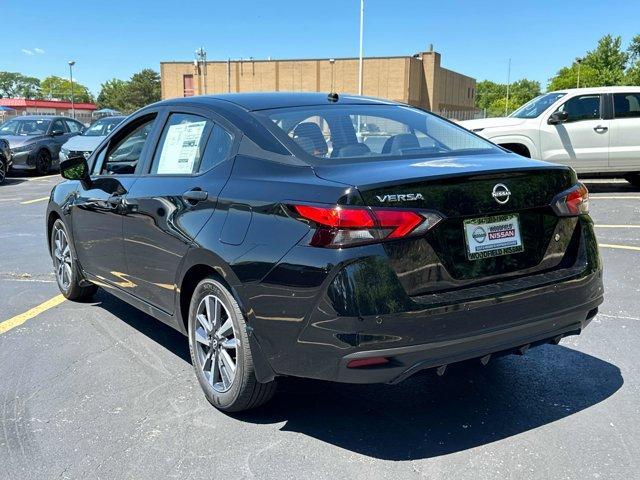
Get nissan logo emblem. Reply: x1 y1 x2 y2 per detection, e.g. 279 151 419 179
492 183 511 204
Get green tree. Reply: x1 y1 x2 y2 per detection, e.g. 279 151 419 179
625 34 640 85
476 78 540 117
548 63 600 90
96 69 161 114
0 72 41 98
96 78 129 112
583 34 628 85
40 76 94 103
125 69 160 111
549 34 628 90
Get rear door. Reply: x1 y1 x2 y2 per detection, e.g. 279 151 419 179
609 91 640 170
538 93 609 172
72 112 160 288
122 106 237 314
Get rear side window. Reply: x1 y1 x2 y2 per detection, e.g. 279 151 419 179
65 120 82 133
150 113 232 175
556 95 601 122
613 93 640 118
258 104 498 162
51 119 67 134
99 116 155 175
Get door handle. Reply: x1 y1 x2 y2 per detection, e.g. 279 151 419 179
182 188 208 205
594 125 608 133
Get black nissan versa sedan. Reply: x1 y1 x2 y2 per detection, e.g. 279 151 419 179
46 93 603 412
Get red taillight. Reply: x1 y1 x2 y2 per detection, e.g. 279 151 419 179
292 204 442 248
293 205 375 228
552 183 589 216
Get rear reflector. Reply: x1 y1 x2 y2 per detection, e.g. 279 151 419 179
292 204 442 248
552 183 589 216
347 357 389 368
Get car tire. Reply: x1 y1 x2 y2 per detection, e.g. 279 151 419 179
188 277 277 412
0 155 6 185
50 219 98 301
35 149 51 176
625 173 640 187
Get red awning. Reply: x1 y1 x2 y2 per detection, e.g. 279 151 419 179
0 98 97 110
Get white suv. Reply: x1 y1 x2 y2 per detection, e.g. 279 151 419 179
460 86 640 186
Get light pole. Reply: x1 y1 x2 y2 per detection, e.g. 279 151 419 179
196 47 207 95
576 58 583 88
504 58 511 116
358 0 364 96
68 61 76 119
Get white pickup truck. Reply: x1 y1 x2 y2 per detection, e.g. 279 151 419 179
460 86 640 186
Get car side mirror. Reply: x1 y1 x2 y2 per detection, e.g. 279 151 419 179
60 156 91 188
51 129 65 136
548 111 569 125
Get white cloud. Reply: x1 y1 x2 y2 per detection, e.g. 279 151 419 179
34 48 45 54
21 49 34 55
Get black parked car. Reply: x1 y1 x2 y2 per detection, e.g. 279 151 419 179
0 115 84 175
47 93 603 412
0 137 10 184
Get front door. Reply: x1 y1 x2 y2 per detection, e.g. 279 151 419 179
123 109 236 313
72 113 159 290
539 93 609 173
48 118 71 161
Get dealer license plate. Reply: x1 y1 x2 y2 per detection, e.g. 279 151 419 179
463 214 524 260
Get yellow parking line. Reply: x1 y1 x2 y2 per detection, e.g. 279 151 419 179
595 225 640 228
591 196 640 200
0 295 65 335
599 243 640 252
20 196 49 205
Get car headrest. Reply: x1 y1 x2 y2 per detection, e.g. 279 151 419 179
381 133 420 154
333 143 371 158
292 122 328 157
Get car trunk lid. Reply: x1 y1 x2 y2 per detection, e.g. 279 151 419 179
312 154 579 296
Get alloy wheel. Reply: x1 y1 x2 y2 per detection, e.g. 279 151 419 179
0 158 5 184
53 226 72 291
194 294 239 393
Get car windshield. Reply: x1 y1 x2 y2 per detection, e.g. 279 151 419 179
509 93 566 119
257 104 500 162
83 117 123 136
0 118 51 136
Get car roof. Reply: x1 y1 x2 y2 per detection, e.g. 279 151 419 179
159 92 395 111
549 86 640 95
95 115 126 121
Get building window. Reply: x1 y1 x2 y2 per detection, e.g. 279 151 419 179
183 75 194 97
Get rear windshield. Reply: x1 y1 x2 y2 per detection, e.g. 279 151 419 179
255 104 499 162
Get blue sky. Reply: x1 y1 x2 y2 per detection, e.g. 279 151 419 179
2 0 639 96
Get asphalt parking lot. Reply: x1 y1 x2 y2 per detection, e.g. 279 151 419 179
0 173 639 479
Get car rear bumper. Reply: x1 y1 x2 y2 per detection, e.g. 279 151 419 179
246 216 603 384
336 295 600 384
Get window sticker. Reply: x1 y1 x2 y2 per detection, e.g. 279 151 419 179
156 121 206 174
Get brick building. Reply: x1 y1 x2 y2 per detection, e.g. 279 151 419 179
160 47 477 119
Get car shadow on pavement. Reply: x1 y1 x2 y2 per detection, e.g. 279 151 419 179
246 349 622 460
2 176 30 186
95 291 622 461
582 179 640 193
